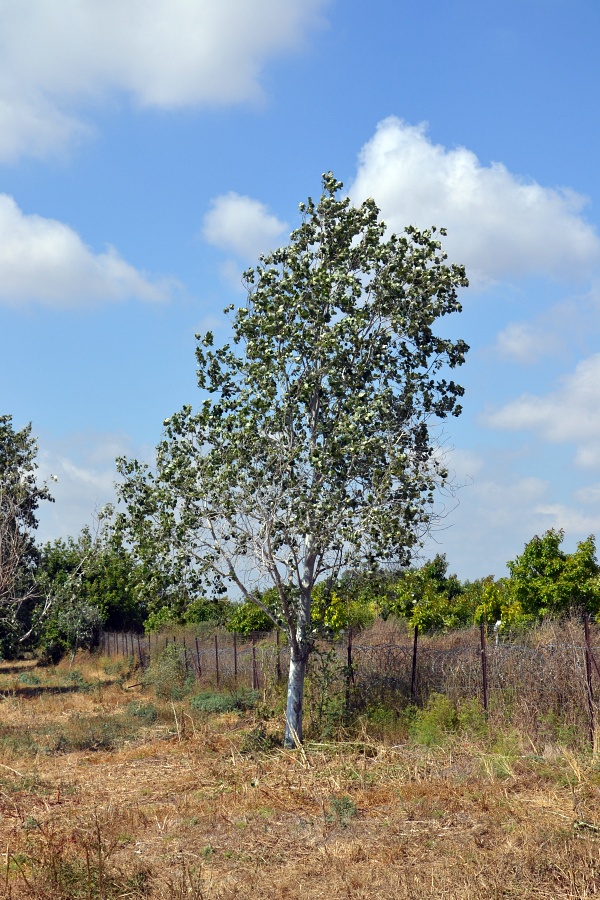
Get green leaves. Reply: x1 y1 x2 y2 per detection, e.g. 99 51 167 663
506 529 600 618
0 415 55 656
117 172 468 693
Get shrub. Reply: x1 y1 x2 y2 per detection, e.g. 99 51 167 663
409 693 487 746
38 600 103 664
190 689 259 714
145 644 192 700
127 701 158 724
225 599 275 635
239 724 278 753
184 597 232 626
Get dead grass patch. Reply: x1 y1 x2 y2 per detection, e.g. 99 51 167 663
1 654 600 897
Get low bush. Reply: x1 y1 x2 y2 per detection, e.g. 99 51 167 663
409 693 487 746
145 644 194 700
126 701 158 724
190 688 259 714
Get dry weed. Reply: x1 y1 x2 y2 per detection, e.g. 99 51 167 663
1 648 600 898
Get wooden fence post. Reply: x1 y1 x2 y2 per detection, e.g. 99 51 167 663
233 632 238 685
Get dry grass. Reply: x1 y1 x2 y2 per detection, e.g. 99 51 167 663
1 652 600 898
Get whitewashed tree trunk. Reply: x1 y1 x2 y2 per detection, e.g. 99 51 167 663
284 649 309 747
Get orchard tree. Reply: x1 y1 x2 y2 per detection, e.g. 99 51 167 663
40 520 145 633
506 529 600 618
0 415 54 656
117 174 468 745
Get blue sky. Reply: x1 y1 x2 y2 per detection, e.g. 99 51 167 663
2 0 600 580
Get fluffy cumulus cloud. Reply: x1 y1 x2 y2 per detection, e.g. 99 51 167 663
202 192 288 262
350 118 600 286
0 0 328 162
486 353 600 466
0 194 171 307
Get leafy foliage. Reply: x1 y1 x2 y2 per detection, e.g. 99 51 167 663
117 173 468 743
190 689 259 713
506 529 600 619
39 600 103 664
184 596 232 627
385 553 469 630
39 522 144 633
225 596 276 635
0 415 54 657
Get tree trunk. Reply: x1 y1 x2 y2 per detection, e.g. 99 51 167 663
284 648 309 747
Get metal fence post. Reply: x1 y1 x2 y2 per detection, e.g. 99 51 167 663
233 632 238 685
195 636 202 678
252 636 258 691
410 625 419 703
480 621 488 715
214 634 220 687
584 613 594 748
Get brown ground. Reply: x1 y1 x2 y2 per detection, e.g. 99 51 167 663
1 655 600 898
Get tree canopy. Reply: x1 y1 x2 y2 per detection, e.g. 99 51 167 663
117 173 469 743
506 528 600 619
0 415 53 656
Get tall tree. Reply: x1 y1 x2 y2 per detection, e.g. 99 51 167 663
0 415 53 656
117 174 468 744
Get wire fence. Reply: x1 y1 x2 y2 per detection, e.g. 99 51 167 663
100 615 600 747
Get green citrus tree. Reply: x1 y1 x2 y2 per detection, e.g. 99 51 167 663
117 174 468 745
506 528 600 619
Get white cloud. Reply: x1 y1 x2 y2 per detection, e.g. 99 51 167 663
486 353 600 468
202 192 288 262
425 474 552 578
487 353 600 442
0 194 172 307
535 503 600 534
350 117 600 287
36 431 153 543
495 321 559 365
0 0 328 162
445 448 484 481
575 447 600 470
573 484 600 506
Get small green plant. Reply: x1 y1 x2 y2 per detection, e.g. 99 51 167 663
305 647 347 740
190 691 236 713
190 689 259 714
239 724 278 754
66 669 93 691
327 795 357 827
146 644 190 700
409 693 487 746
18 672 41 686
47 716 126 752
127 701 158 724
364 703 407 741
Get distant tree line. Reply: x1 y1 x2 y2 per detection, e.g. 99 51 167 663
3 412 600 662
